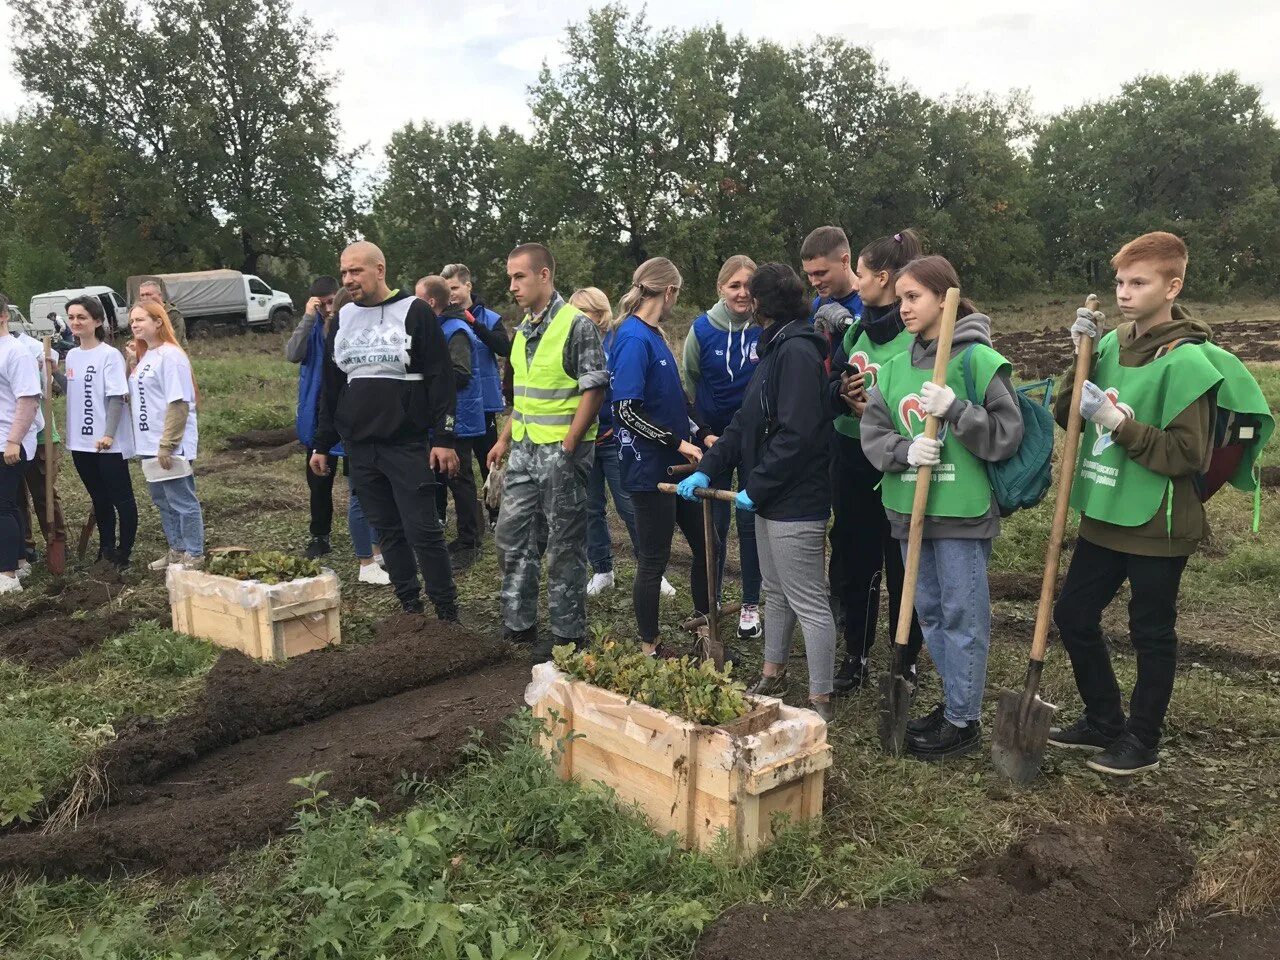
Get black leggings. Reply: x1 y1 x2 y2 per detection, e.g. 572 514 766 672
71 450 138 561
0 455 25 572
630 490 715 644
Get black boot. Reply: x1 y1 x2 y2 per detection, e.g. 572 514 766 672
435 605 460 623
907 718 981 762
832 655 869 696
906 701 946 736
504 625 537 646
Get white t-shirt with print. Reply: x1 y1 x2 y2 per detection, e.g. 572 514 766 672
129 343 198 460
0 334 45 460
65 343 132 456
332 297 419 380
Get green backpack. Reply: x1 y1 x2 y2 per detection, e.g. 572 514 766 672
961 345 1054 516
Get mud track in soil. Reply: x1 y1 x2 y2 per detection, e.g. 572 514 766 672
0 614 527 879
0 574 152 670
698 818 1191 960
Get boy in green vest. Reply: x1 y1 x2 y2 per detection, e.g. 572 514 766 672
1049 231 1272 776
487 244 607 663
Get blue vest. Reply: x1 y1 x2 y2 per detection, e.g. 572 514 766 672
691 314 760 435
295 318 343 456
440 317 486 438
471 304 505 414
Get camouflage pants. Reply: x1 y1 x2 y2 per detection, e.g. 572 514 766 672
495 440 593 639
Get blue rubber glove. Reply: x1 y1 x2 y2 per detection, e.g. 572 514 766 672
735 489 755 512
676 471 711 501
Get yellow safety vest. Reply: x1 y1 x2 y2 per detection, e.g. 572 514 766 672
510 303 597 444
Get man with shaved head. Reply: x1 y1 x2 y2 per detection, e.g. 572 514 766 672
311 241 461 620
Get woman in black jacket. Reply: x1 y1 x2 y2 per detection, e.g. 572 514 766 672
678 263 837 722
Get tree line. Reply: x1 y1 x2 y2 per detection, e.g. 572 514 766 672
2 1 1277 313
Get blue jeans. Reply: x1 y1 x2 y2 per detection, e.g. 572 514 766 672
147 474 205 556
586 437 638 574
710 464 760 604
348 493 379 559
904 537 993 725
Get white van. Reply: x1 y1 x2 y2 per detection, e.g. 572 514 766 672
29 286 130 336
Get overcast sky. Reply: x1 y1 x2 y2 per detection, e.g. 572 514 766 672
2 0 1277 169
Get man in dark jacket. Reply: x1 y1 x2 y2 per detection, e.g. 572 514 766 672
311 242 459 619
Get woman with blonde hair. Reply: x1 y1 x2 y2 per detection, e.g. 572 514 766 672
682 254 762 641
126 300 206 570
607 258 712 656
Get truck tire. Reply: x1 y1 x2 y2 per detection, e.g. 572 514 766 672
269 308 294 333
189 318 212 339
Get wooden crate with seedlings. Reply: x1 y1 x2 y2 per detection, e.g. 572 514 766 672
525 663 832 858
167 565 341 661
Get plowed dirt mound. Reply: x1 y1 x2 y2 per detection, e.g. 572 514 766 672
0 575 146 670
698 819 1190 960
0 614 525 879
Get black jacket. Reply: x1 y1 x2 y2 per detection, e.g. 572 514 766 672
313 290 456 450
698 318 832 521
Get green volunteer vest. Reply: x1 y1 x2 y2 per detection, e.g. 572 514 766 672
834 323 915 439
1197 341 1274 496
1071 332 1222 527
879 343 1009 518
510 303 597 444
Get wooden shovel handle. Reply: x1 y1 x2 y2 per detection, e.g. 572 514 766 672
893 287 960 649
42 337 54 527
657 481 738 503
1028 294 1099 663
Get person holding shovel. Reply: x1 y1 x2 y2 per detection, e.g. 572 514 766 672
860 256 1023 760
0 293 44 594
13 323 68 574
1048 232 1273 776
680 263 837 722
609 258 711 658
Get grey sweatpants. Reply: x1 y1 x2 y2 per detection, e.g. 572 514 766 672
757 516 837 696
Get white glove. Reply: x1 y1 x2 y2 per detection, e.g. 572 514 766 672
919 381 956 419
1071 307 1102 353
1079 380 1126 431
813 302 853 337
907 435 943 468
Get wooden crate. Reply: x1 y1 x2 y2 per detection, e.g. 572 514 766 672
168 566 341 661
526 663 832 858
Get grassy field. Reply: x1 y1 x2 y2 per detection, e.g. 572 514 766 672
0 294 1278 958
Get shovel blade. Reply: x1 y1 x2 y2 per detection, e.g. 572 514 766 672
46 538 66 577
878 673 913 756
990 687 1057 785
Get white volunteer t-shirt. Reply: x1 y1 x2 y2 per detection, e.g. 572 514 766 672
65 343 132 455
332 297 418 380
0 334 45 460
129 343 198 460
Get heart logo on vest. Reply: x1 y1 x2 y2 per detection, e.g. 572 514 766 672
849 351 880 390
899 394 948 443
1091 388 1135 455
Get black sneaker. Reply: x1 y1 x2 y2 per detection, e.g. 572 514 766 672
448 539 480 554
907 718 982 762
450 547 478 570
532 637 557 664
1047 716 1116 753
907 701 946 736
401 600 425 615
435 605 460 623
504 626 537 646
832 655 869 696
305 537 331 559
1087 732 1160 777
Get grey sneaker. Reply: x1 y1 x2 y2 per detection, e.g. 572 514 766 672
149 549 183 571
748 671 789 698
177 552 205 570
810 698 835 724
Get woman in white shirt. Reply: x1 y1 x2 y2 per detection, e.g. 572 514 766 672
0 293 45 593
64 296 138 571
126 301 205 570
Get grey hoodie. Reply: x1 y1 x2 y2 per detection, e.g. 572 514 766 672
681 299 754 392
860 313 1023 540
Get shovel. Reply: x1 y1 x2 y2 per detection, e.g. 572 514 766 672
879 288 960 756
657 481 735 668
42 337 65 576
990 294 1100 783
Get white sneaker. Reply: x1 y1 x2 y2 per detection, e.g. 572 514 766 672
149 549 182 571
375 553 385 568
178 553 204 570
359 562 391 585
738 604 762 640
15 560 31 581
660 577 676 599
587 571 616 597
0 573 22 594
